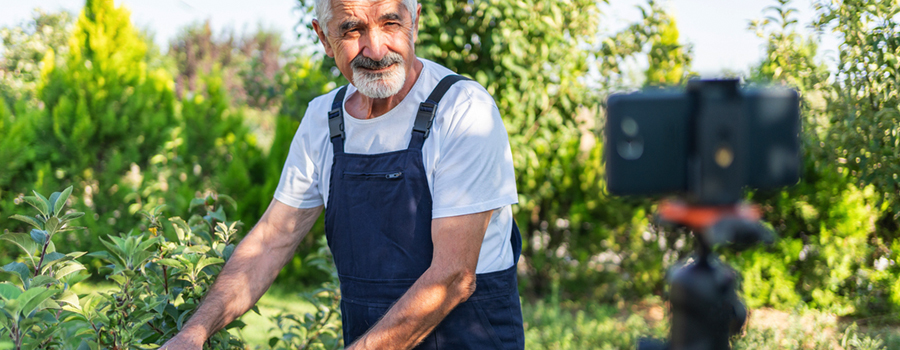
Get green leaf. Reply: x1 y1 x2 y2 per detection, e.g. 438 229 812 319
1 233 39 265
151 204 167 216
136 235 160 252
194 257 224 275
66 251 88 259
39 252 68 274
57 289 80 310
209 206 227 222
217 194 238 210
132 312 156 328
9 214 43 230
55 262 87 281
30 229 48 245
48 191 61 215
189 198 207 212
224 319 246 329
86 251 114 261
23 195 49 217
2 262 30 285
177 309 193 330
60 211 85 222
63 271 89 286
53 186 73 216
0 283 22 300
156 258 184 270
16 287 58 317
107 274 127 285
169 217 191 242
30 275 58 287
44 217 61 234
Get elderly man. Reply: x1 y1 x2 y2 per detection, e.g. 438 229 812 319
163 0 523 348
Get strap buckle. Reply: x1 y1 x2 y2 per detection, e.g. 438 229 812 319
328 108 344 139
413 101 438 139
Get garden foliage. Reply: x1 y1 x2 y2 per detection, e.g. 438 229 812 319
0 187 244 349
0 0 273 270
731 0 900 316
2 2 900 347
1 187 347 349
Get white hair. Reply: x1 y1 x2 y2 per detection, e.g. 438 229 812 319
315 0 418 36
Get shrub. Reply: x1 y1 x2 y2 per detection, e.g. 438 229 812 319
1 185 347 350
1 187 87 349
1 188 248 349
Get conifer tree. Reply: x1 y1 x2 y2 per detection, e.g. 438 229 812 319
3 0 178 250
38 0 176 175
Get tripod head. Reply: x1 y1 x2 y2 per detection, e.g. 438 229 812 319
638 200 774 350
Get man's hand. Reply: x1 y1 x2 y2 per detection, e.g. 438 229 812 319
346 210 493 350
159 330 204 350
160 200 323 348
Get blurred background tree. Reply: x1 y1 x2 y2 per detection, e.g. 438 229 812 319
0 10 73 107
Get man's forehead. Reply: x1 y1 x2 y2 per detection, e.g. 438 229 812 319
331 0 410 18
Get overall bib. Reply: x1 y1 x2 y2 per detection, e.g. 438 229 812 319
324 75 525 349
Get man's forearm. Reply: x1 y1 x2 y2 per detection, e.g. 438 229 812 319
347 211 491 350
347 264 475 350
174 203 323 344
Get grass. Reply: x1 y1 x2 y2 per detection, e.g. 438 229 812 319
228 284 317 346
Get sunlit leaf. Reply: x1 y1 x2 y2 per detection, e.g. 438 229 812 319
9 214 43 230
0 283 23 300
1 233 39 265
23 195 49 217
55 262 86 281
16 287 58 316
53 186 73 216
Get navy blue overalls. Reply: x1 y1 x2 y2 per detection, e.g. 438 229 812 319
324 75 525 349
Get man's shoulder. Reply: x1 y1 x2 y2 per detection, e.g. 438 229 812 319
419 59 495 107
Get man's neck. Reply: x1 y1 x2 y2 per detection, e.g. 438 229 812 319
346 58 424 120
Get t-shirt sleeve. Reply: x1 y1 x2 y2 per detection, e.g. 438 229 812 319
273 110 325 209
431 96 518 218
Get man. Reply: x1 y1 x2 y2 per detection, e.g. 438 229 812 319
163 0 523 348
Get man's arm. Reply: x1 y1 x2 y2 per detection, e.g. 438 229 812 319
347 210 493 350
162 199 323 349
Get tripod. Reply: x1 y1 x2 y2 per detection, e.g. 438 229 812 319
638 200 774 350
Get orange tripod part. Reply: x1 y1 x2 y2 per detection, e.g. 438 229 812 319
657 199 761 230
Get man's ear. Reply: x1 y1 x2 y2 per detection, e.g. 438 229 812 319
312 19 335 58
413 4 422 42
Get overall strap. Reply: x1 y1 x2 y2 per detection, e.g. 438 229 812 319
409 75 472 150
328 85 349 155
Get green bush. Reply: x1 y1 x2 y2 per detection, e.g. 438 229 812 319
0 187 245 349
0 1 273 275
1 187 345 350
733 0 899 316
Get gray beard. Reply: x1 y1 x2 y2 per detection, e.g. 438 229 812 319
351 52 407 99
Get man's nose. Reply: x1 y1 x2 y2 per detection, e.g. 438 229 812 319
361 29 389 61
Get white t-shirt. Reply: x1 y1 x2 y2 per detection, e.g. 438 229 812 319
274 58 518 273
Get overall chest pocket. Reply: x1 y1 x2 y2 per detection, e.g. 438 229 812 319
342 171 404 181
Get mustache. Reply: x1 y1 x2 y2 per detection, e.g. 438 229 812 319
351 52 404 71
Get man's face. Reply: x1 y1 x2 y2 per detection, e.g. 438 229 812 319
314 0 420 99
